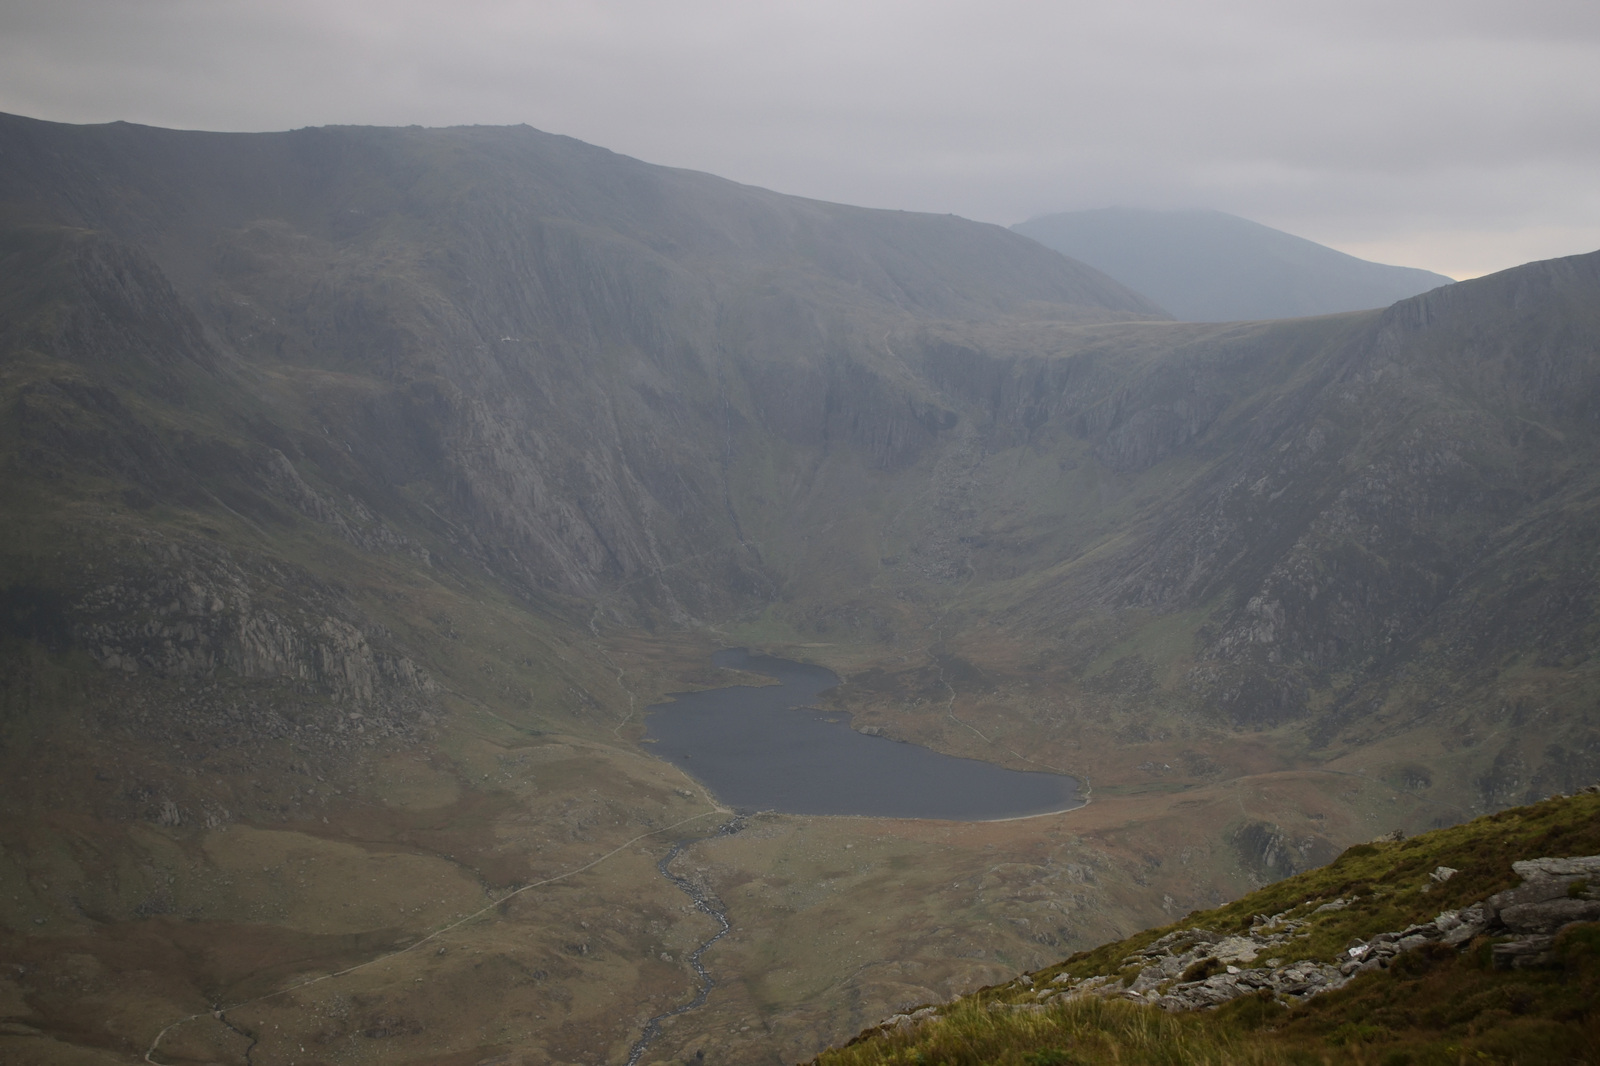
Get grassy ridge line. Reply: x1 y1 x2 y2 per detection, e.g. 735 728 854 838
806 792 1600 1065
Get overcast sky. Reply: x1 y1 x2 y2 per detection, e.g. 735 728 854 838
2 0 1597 279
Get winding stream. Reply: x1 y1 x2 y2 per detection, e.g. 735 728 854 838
625 815 745 1066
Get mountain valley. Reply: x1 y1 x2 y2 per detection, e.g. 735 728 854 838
1 113 1599 1065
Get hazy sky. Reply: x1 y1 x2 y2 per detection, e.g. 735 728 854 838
2 0 1597 279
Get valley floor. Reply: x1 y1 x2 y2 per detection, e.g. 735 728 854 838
0 631 1475 1066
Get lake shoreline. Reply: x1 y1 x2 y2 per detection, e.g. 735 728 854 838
643 649 1083 822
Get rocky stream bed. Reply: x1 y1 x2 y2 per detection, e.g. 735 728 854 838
626 816 746 1066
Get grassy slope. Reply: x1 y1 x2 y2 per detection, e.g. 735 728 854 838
811 793 1600 1065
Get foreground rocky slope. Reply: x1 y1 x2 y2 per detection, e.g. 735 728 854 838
811 791 1600 1065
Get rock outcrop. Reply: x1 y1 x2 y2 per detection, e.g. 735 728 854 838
1027 853 1599 1014
1484 855 1600 969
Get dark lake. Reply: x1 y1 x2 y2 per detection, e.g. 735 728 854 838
643 649 1082 821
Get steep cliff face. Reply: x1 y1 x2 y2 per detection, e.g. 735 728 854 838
0 114 1163 624
886 252 1600 799
1131 258 1600 739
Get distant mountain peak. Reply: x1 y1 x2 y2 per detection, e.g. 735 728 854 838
1013 206 1455 322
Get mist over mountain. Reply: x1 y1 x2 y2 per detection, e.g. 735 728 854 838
1012 207 1456 321
2 113 1598 1066
0 113 1161 615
